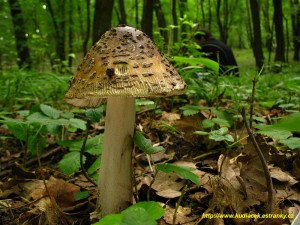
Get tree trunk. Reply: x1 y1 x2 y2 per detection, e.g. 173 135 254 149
273 0 285 62
249 0 264 69
291 0 300 61
262 0 273 53
92 0 115 44
68 0 73 68
141 0 154 39
178 0 188 42
82 0 91 56
172 0 178 43
118 0 127 24
8 0 31 69
154 0 168 42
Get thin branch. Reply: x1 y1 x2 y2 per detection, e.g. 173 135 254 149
241 107 273 214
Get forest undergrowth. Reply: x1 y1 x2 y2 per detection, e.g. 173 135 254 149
0 51 300 225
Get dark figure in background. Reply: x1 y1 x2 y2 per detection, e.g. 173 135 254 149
194 29 239 76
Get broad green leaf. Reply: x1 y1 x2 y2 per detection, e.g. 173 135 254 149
180 105 200 116
131 202 164 220
69 118 86 130
6 123 28 140
58 151 86 175
202 119 215 128
86 107 103 122
74 191 90 200
279 137 300 150
211 118 231 127
28 134 46 155
194 130 209 135
173 56 219 72
93 214 122 225
40 104 61 119
135 99 155 106
257 129 292 140
85 134 104 155
121 207 156 225
272 115 300 132
134 131 164 154
211 109 233 126
87 156 101 175
208 127 234 142
156 163 200 186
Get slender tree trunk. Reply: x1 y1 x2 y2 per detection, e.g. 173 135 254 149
118 0 127 24
200 0 205 27
172 0 178 43
46 0 66 68
93 0 115 44
82 0 91 56
68 0 73 68
273 0 285 62
154 0 168 42
249 0 264 69
178 0 188 41
291 0 300 61
8 0 31 69
135 0 139 28
141 0 154 39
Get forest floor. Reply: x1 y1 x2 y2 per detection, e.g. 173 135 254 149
1 101 299 225
0 50 300 225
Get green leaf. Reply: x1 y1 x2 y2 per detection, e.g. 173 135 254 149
272 115 300 132
58 151 85 175
40 104 61 119
202 119 215 128
86 107 103 122
28 134 46 155
121 207 156 225
74 191 90 200
69 118 86 130
131 201 164 220
180 105 200 116
194 130 209 135
85 135 104 155
156 163 200 186
208 127 234 142
173 56 219 72
211 118 231 127
87 156 101 175
6 123 28 141
93 214 122 225
257 129 292 140
134 131 164 154
279 137 300 150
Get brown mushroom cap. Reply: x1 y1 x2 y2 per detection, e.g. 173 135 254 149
65 25 186 107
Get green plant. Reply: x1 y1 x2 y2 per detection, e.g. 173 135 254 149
134 131 200 186
93 201 164 225
0 104 86 156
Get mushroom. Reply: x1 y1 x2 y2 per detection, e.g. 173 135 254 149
64 25 186 218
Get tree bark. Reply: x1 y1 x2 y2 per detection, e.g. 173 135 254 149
273 0 285 62
92 0 115 44
82 0 91 56
68 0 73 68
118 0 127 24
141 0 154 39
46 0 66 64
249 0 264 69
8 0 31 69
172 0 178 43
154 0 168 42
291 0 300 61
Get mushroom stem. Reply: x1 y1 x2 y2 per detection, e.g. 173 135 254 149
96 97 136 217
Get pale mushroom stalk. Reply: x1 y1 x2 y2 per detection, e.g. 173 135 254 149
97 97 135 217
64 25 186 219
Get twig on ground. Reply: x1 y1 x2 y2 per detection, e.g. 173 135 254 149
241 107 274 214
